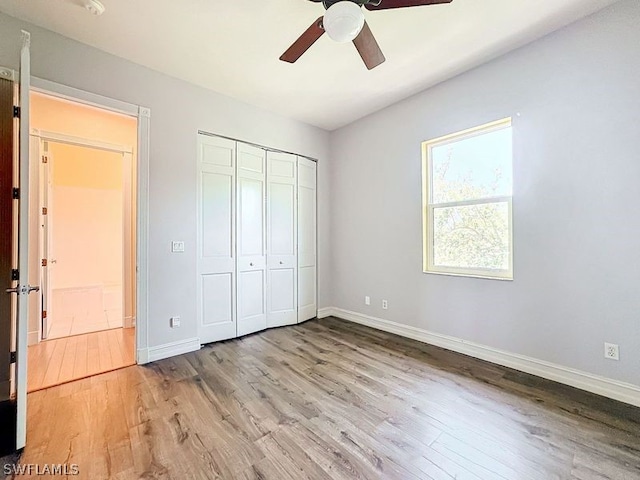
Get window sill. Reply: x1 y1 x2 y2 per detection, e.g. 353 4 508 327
422 269 513 281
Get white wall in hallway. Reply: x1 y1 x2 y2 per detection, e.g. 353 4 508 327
329 0 640 387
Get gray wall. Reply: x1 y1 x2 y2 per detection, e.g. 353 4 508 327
0 13 331 351
329 0 640 386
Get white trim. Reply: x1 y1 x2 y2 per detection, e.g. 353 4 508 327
145 337 201 363
27 331 39 346
31 77 139 116
34 129 132 154
0 65 16 81
30 79 151 366
324 307 640 408
136 106 150 364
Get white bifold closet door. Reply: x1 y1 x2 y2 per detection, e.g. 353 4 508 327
197 135 237 344
266 152 297 328
236 143 267 337
297 157 317 322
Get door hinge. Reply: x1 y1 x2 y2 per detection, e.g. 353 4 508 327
42 155 48 164
42 310 47 319
42 207 47 215
12 188 19 199
10 351 16 364
41 259 47 267
11 269 19 281
13 106 20 118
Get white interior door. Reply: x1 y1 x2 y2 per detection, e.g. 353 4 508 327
14 30 34 451
236 143 267 337
197 135 236 344
266 151 297 328
297 157 317 323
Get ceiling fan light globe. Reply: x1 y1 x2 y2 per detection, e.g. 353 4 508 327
323 1 365 43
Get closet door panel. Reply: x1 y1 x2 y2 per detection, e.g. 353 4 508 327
297 157 317 323
267 152 297 328
202 273 233 326
270 269 295 312
238 178 264 257
237 143 267 337
202 173 233 261
197 135 237 343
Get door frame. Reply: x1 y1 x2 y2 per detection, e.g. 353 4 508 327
31 131 134 343
30 77 151 364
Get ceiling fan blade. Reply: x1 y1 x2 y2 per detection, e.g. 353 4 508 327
365 0 452 11
280 17 325 64
352 21 385 70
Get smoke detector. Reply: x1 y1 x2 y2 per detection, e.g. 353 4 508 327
84 0 105 16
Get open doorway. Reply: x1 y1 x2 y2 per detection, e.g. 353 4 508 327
26 92 137 392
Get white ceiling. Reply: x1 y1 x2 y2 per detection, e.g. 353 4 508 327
0 0 619 130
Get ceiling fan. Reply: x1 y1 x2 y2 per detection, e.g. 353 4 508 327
280 0 453 70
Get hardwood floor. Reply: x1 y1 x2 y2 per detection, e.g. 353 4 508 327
27 327 135 392
8 317 640 479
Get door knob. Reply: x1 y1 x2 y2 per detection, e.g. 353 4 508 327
279 261 284 265
249 262 254 267
6 285 40 295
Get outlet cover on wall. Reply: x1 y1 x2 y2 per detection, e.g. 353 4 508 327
171 241 185 253
382 300 388 310
170 316 181 328
365 296 370 305
604 342 619 360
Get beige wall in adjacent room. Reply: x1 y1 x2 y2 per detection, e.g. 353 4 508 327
31 92 138 148
48 142 123 290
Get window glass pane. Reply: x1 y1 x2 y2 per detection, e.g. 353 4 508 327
431 127 512 204
433 202 510 271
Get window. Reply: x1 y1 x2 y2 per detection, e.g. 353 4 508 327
422 118 513 280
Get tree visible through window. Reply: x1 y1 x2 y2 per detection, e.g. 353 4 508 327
422 118 513 279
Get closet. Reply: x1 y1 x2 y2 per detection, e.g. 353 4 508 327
196 134 317 344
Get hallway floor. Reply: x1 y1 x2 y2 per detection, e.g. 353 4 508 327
27 327 135 392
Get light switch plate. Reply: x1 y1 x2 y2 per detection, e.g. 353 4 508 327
171 241 185 253
170 316 181 328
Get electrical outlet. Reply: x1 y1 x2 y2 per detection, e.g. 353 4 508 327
604 342 619 361
382 299 388 310
170 316 181 328
365 296 370 305
171 241 185 253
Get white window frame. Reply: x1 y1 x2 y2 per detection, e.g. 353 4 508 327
422 118 513 280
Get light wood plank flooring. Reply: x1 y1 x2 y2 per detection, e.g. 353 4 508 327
27 327 135 392
9 318 640 479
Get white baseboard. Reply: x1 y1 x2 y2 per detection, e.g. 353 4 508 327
137 348 149 365
322 307 640 408
27 331 39 346
140 337 201 363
